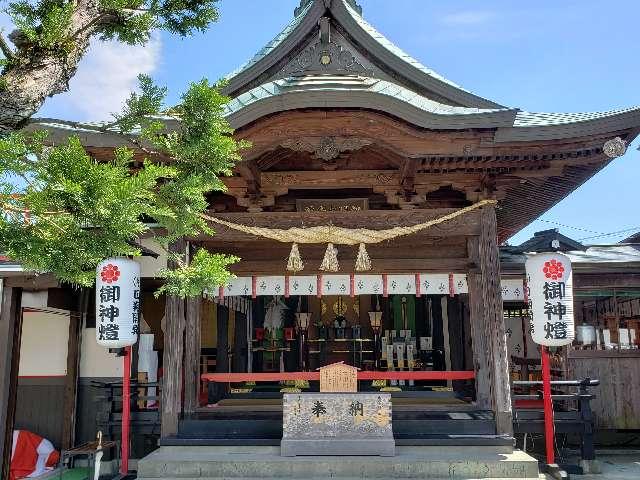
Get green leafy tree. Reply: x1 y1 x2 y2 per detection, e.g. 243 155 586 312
0 75 246 297
0 0 220 132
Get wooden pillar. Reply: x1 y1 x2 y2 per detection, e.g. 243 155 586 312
183 295 201 415
61 288 88 450
161 240 186 437
467 254 491 409
208 305 229 403
1 283 22 479
61 313 82 449
467 205 513 436
447 297 466 393
233 311 248 373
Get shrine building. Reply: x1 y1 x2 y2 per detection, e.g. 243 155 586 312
2 0 640 478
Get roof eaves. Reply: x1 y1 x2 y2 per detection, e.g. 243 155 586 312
495 106 640 142
224 76 517 130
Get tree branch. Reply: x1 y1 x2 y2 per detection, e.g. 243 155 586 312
0 30 15 61
71 12 114 40
0 201 67 217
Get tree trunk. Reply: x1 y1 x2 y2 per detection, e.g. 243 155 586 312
0 1 102 133
161 239 187 437
183 295 201 414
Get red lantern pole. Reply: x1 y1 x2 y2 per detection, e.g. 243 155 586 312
541 345 555 465
121 346 131 475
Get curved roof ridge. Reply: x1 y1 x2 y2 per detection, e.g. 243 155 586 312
333 0 506 109
339 1 465 92
224 1 315 82
222 0 506 109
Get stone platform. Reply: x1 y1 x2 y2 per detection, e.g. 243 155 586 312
137 446 542 479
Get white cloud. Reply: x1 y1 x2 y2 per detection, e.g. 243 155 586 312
439 11 495 26
43 35 162 122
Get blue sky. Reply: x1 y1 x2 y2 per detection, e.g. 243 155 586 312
27 0 640 245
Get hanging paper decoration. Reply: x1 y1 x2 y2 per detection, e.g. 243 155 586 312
525 252 575 347
200 199 495 274
286 243 304 272
320 243 339 272
354 242 372 271
201 199 495 245
96 257 141 348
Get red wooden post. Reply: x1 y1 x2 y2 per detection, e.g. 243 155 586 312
121 346 131 475
541 345 555 465
448 273 455 298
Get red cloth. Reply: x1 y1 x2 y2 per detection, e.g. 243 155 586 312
10 430 59 480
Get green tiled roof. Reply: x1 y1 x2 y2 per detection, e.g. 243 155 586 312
224 1 314 81
513 107 640 126
224 0 496 107
340 0 467 94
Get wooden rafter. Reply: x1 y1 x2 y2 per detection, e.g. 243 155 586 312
400 158 418 193
234 159 262 194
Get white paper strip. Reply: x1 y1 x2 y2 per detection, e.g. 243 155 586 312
211 274 521 299
501 278 526 301
387 275 416 295
420 274 449 295
222 277 252 297
452 274 468 294
321 275 351 296
354 275 383 295
255 276 286 296
289 276 317 296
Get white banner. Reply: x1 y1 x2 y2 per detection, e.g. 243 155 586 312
320 275 351 295
525 253 575 346
204 274 536 299
354 275 383 295
387 275 416 295
420 274 450 295
289 276 318 296
221 277 252 297
502 278 526 301
96 257 141 348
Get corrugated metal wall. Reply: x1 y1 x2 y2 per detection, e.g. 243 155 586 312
14 378 65 447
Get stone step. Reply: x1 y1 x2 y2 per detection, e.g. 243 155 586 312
177 414 497 438
139 477 548 480
162 434 514 448
137 446 540 479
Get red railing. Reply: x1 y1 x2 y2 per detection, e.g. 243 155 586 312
201 371 475 383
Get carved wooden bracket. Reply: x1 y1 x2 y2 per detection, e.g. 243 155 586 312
280 136 373 162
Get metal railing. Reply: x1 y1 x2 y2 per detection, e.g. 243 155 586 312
511 378 599 465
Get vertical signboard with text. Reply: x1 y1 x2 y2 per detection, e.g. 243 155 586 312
526 252 575 347
96 258 141 348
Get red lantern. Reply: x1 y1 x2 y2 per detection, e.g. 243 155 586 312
255 328 265 341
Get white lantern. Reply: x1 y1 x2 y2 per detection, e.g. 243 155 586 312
96 257 141 348
525 252 575 347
